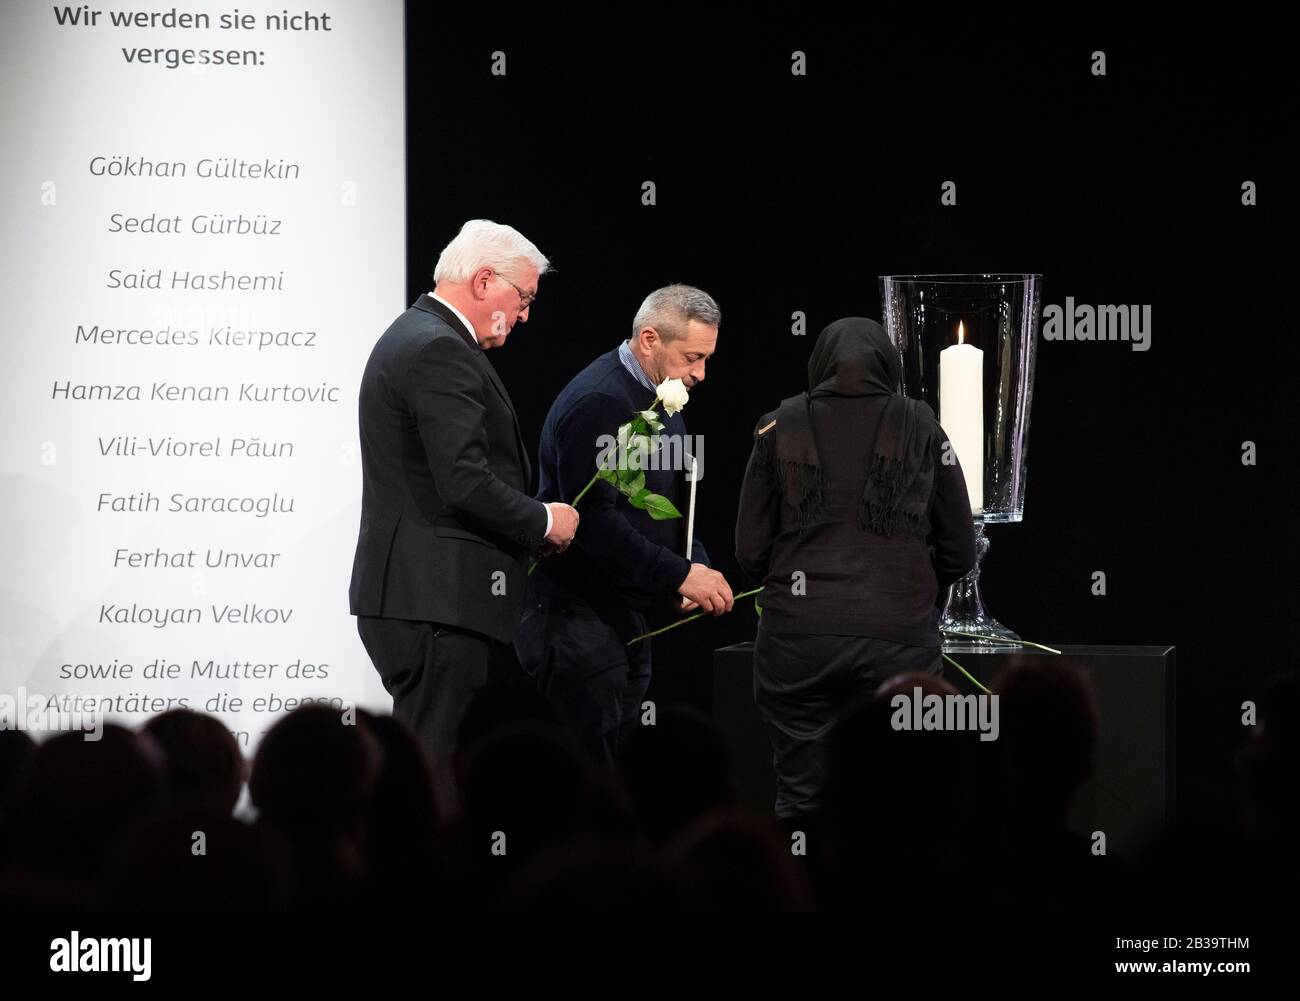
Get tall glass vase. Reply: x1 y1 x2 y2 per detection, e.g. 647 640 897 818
879 274 1042 651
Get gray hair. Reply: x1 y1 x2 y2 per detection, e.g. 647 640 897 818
632 284 721 342
433 219 550 284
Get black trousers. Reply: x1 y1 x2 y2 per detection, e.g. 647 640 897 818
512 596 651 767
356 615 491 764
753 623 942 819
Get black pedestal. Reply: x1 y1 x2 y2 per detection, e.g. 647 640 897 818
712 642 1175 857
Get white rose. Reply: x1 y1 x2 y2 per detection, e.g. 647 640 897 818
656 377 690 416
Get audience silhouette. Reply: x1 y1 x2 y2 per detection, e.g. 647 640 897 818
0 665 1290 924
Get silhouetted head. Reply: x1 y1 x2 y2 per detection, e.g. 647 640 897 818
620 705 734 842
20 725 164 880
503 837 676 912
143 708 246 816
355 710 439 876
663 808 814 911
249 704 380 838
1241 670 1300 848
455 685 562 755
825 672 975 864
459 721 585 866
993 658 1099 825
0 729 36 863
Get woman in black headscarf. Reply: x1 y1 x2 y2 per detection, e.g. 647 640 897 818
734 317 977 822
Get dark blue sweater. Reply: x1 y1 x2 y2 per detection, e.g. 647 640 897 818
532 347 709 613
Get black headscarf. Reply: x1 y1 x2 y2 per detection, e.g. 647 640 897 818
772 317 936 539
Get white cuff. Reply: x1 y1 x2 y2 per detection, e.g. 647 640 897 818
543 502 552 538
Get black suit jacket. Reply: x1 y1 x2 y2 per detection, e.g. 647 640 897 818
349 294 548 643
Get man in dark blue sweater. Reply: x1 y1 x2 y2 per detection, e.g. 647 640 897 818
514 285 734 765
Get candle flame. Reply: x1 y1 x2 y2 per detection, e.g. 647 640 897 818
957 320 965 345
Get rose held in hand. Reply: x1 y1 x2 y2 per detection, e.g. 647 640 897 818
527 379 689 575
656 377 689 416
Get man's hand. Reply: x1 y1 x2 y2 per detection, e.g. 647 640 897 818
544 502 580 552
677 563 734 615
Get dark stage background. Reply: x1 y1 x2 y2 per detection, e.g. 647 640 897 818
402 12 1290 824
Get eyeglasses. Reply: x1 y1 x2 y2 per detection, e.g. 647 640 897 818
494 272 536 310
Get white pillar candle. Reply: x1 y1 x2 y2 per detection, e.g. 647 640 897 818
939 321 984 514
683 452 698 607
684 452 698 556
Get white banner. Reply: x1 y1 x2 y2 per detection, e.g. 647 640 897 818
0 0 405 751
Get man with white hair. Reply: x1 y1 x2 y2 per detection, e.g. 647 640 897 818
513 284 735 765
349 220 579 762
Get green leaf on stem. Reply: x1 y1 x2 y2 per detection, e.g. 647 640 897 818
640 492 682 521
637 410 665 432
620 471 646 497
